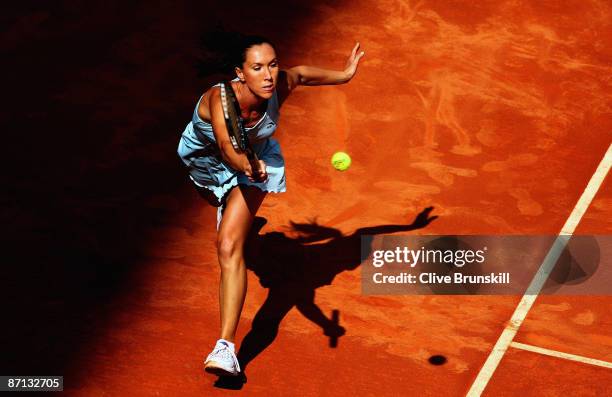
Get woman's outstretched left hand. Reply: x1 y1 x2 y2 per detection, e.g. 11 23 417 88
344 42 365 81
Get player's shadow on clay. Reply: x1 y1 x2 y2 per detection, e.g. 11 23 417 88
214 207 437 389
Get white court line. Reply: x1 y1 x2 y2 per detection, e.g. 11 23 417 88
510 342 612 369
466 143 612 397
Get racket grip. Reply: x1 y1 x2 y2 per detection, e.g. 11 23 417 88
247 151 265 182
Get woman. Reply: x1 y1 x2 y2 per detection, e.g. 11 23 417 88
177 35 364 377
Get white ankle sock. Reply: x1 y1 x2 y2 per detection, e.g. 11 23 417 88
217 338 235 353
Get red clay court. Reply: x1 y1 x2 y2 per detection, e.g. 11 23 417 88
3 1 611 396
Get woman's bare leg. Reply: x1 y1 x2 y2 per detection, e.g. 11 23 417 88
217 185 266 342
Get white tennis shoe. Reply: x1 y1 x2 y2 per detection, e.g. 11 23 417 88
204 340 241 377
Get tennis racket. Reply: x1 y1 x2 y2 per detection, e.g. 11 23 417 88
219 81 264 182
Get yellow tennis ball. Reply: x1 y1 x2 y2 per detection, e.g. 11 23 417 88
331 151 351 171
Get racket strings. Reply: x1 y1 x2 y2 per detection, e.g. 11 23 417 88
221 82 245 151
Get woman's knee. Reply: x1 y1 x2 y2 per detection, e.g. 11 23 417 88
217 235 243 265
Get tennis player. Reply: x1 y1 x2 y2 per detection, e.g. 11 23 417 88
177 34 364 376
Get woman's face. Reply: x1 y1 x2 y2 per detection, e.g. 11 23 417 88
237 43 279 99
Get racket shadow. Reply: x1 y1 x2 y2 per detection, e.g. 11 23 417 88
235 207 438 376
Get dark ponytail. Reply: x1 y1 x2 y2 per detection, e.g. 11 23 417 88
197 30 275 77
229 34 275 69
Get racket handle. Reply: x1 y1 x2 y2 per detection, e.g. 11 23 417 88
246 150 265 182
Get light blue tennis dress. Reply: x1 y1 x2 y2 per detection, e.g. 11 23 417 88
177 81 286 226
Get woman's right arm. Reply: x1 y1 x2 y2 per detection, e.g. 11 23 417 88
209 88 250 172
